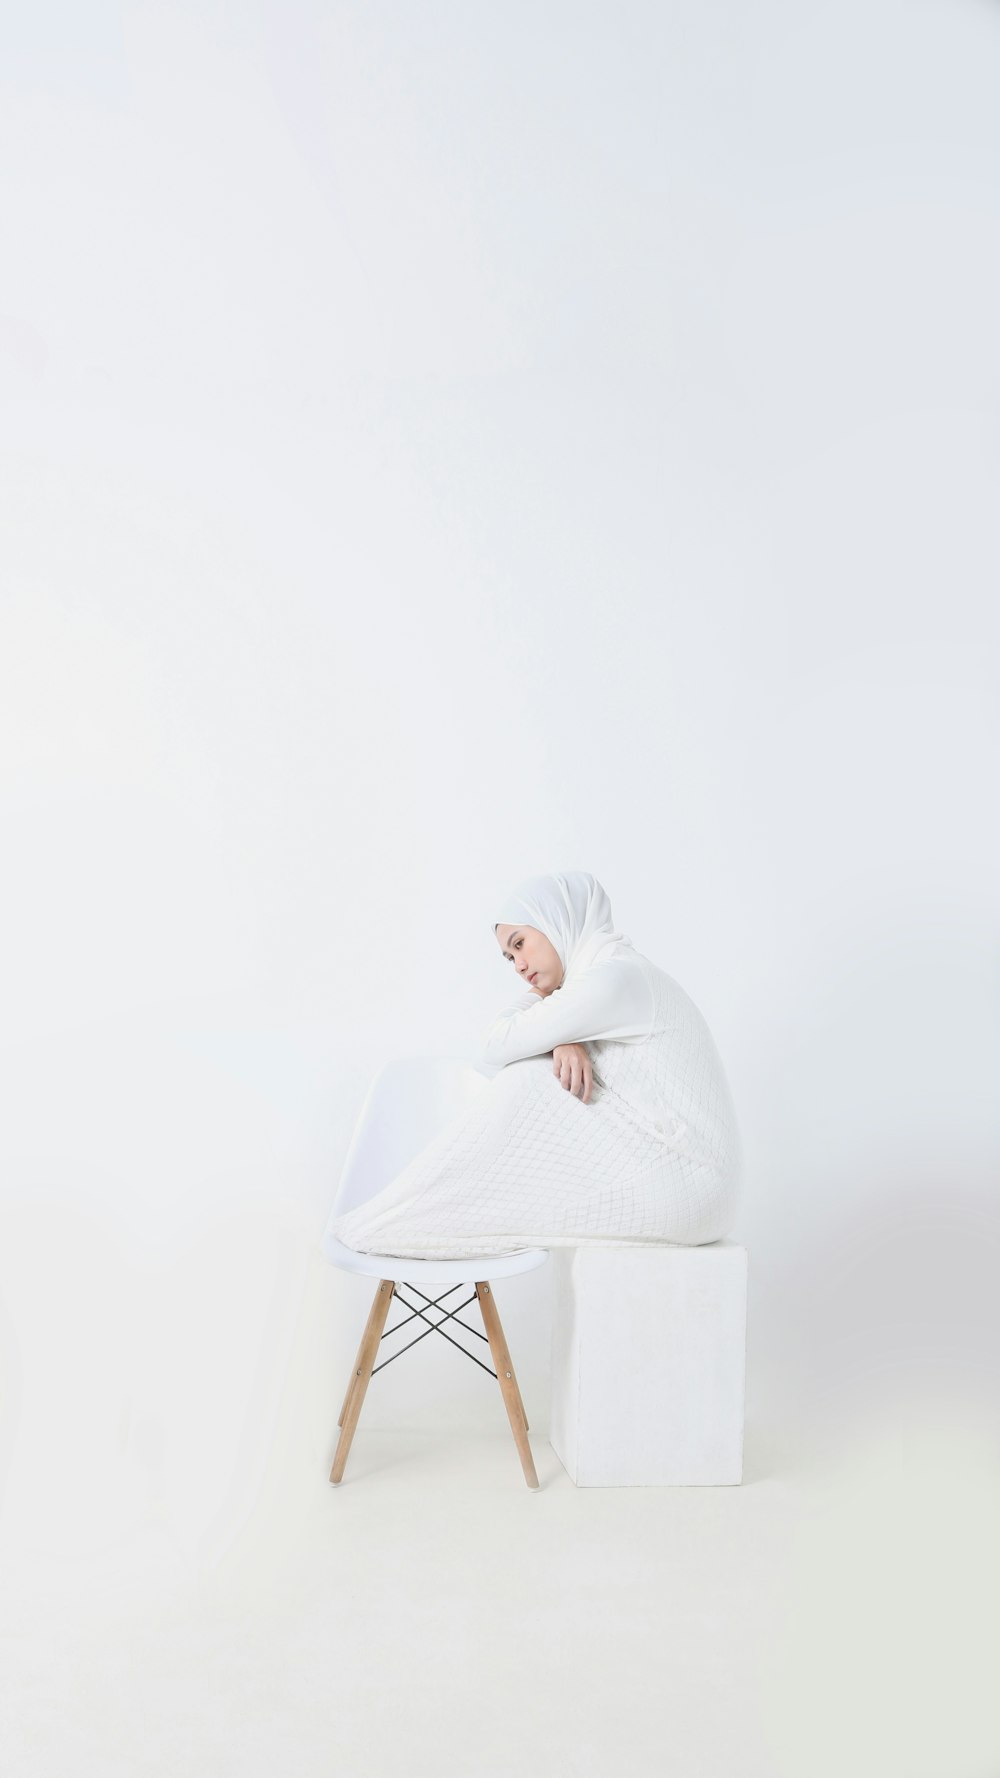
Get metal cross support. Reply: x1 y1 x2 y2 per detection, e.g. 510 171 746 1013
372 1283 497 1377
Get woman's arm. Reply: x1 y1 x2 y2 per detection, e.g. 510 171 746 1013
480 960 654 1069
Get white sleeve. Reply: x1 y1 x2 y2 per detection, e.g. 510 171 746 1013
480 961 654 1069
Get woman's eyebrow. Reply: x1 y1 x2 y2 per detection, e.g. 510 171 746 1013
502 930 522 959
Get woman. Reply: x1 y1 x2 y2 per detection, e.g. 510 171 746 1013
330 869 743 1259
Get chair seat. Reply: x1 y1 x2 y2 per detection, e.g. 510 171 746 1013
324 1232 549 1286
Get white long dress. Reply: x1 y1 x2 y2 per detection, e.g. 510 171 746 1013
329 939 743 1260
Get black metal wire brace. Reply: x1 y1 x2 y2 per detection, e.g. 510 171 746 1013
370 1282 498 1379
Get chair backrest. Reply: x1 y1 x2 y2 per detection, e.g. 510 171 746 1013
328 1055 493 1219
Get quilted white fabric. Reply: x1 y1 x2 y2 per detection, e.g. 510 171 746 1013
330 951 743 1261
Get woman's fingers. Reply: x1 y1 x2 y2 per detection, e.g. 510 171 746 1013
553 1050 593 1102
556 1054 575 1093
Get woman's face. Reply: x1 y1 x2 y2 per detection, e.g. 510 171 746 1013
495 923 564 995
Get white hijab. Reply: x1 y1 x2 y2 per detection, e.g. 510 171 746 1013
493 869 634 989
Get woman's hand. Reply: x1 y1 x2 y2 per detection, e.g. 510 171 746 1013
552 1041 593 1103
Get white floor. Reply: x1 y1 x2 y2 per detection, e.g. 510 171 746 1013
3 1396 996 1778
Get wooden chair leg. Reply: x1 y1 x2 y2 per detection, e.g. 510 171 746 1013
330 1278 396 1484
336 1375 356 1429
337 1316 369 1427
475 1281 538 1488
506 1364 530 1432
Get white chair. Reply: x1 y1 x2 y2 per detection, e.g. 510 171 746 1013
322 1056 549 1488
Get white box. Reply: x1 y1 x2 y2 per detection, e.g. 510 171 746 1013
548 1242 748 1486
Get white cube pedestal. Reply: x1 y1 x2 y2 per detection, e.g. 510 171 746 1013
548 1241 748 1486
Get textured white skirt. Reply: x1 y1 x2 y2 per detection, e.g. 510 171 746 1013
330 1044 741 1261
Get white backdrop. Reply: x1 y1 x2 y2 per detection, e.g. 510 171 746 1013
0 0 997 1572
